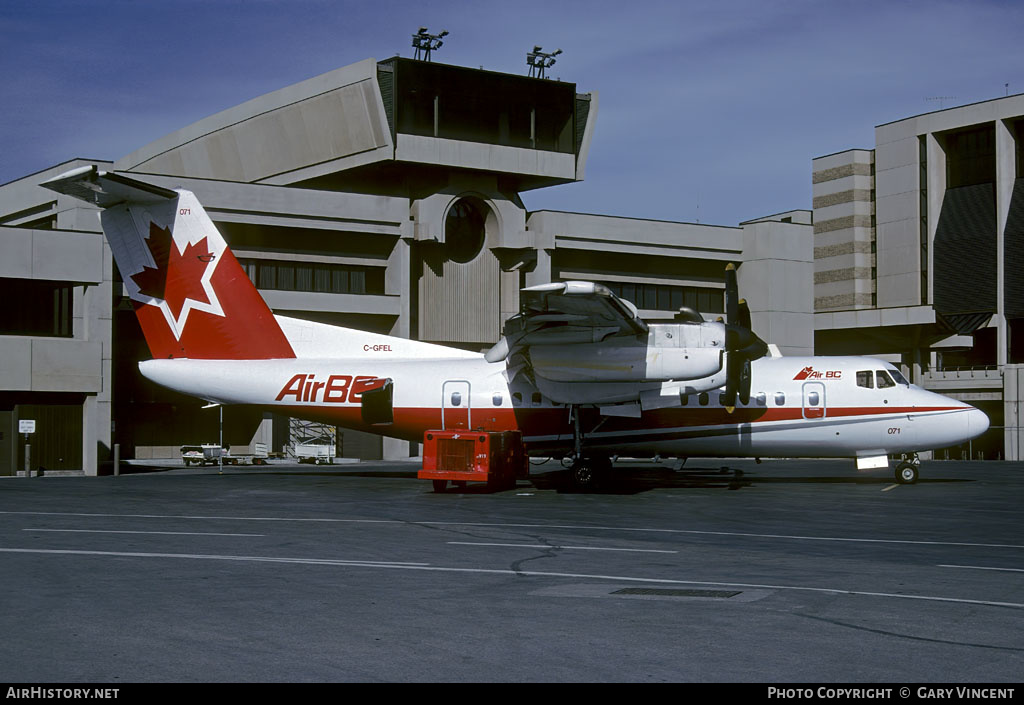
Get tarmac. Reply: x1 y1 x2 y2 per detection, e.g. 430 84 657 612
0 458 1021 683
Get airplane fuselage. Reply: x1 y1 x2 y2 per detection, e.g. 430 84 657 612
140 353 987 461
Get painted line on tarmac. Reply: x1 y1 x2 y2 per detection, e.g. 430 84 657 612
23 529 265 537
939 564 1024 573
448 541 677 553
1 546 1023 610
3 511 1022 550
881 484 899 492
0 547 428 567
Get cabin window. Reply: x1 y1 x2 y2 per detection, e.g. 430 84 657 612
718 393 729 406
531 392 543 406
512 392 522 406
774 392 785 406
807 391 820 406
492 393 502 406
876 370 896 389
698 392 709 406
450 392 462 406
856 371 873 388
755 392 766 406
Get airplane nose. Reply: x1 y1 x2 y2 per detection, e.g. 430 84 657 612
967 406 990 439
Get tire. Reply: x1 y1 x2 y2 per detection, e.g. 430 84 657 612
895 462 918 485
571 460 596 490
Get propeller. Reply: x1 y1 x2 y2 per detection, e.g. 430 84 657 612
721 264 769 410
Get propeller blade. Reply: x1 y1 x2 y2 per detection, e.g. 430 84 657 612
738 358 752 406
721 264 767 409
724 263 738 325
722 351 740 409
738 298 751 331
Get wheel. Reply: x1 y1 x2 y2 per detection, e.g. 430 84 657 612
895 462 918 484
571 459 596 490
432 480 447 493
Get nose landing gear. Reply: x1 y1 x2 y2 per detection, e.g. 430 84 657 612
895 453 920 484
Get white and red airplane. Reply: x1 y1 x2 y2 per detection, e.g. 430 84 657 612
43 167 989 486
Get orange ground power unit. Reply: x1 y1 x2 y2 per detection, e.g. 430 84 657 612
419 430 527 492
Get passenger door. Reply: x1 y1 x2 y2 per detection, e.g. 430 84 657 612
801 382 826 419
442 380 471 430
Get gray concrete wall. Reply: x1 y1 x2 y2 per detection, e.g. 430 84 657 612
811 149 875 311
0 161 114 476
527 210 744 260
739 220 814 356
117 59 393 184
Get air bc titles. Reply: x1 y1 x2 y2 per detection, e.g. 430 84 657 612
275 374 383 404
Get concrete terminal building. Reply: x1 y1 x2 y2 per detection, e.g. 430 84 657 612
813 94 1024 460
2 53 830 475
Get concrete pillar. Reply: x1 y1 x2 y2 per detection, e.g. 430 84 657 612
387 237 412 339
524 248 552 288
383 436 410 461
995 120 1014 367
82 395 97 476
925 133 946 307
1005 365 1022 462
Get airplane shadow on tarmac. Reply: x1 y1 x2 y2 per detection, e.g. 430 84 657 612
523 466 972 496
116 463 971 496
255 466 973 495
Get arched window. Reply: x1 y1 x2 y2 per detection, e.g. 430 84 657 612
445 199 486 263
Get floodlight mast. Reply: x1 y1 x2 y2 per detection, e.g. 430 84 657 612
527 46 562 79
412 27 449 61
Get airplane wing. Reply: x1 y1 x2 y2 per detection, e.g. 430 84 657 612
485 281 648 363
488 272 767 411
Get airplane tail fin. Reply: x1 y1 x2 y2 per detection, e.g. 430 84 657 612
42 166 294 360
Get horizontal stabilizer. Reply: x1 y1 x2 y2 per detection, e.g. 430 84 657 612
41 165 178 208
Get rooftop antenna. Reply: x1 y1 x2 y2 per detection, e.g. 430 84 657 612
527 46 562 79
412 27 448 61
1006 83 1010 97
925 96 957 110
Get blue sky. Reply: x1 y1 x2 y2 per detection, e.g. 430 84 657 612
2 0 1022 225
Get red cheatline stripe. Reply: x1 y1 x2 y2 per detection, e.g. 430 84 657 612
270 404 966 444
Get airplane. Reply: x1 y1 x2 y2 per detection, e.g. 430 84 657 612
42 166 990 488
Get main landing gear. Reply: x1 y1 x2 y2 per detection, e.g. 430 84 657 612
895 453 920 484
567 455 611 490
565 404 611 490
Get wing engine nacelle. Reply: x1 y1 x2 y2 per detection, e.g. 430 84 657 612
529 344 723 383
527 321 726 384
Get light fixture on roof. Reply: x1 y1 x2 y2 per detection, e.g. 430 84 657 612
527 46 562 79
412 27 448 62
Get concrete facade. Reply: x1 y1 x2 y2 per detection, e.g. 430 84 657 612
0 57 812 470
814 94 1024 459
0 159 113 475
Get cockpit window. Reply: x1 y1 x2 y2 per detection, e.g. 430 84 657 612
876 370 896 389
856 371 873 389
889 369 909 386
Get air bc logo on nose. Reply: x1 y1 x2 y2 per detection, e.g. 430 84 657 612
276 374 385 403
793 366 842 380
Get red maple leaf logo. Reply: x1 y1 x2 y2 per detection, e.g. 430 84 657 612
130 222 215 320
130 222 173 301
